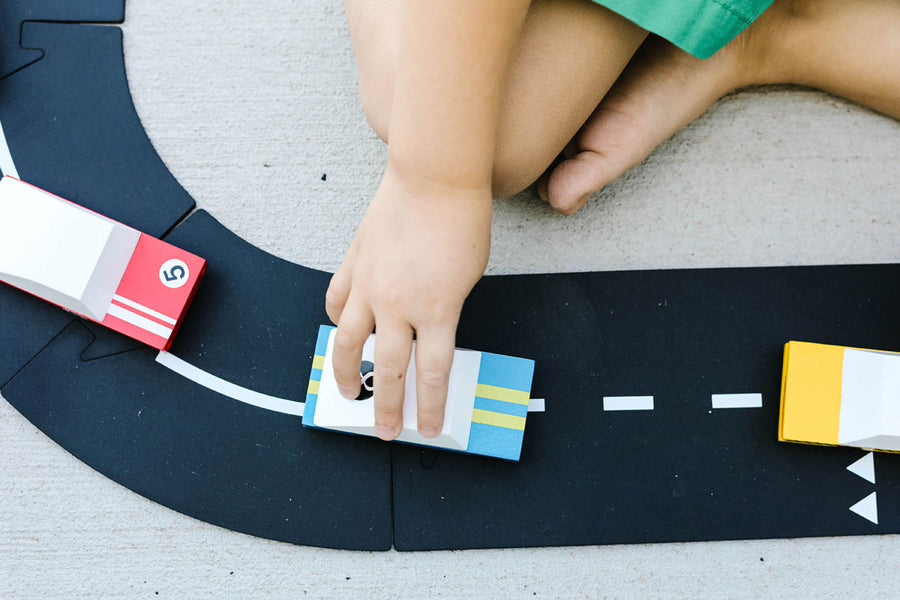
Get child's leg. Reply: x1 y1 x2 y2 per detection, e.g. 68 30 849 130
783 0 900 115
539 0 900 214
344 0 647 197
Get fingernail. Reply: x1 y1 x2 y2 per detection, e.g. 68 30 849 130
374 425 397 440
419 426 439 439
339 385 356 399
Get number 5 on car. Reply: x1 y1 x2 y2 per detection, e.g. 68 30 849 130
0 176 206 350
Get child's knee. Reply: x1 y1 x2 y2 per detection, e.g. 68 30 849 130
345 0 401 143
491 145 546 198
358 80 392 144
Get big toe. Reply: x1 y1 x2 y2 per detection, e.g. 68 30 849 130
543 104 659 214
544 150 619 215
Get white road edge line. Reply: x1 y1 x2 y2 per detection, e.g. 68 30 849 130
603 396 654 411
0 119 20 178
155 351 305 417
711 393 762 409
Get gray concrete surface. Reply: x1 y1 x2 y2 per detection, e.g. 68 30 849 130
2 0 899 597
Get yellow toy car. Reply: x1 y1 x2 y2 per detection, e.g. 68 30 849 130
779 341 900 452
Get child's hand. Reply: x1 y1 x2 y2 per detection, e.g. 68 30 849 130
325 166 491 440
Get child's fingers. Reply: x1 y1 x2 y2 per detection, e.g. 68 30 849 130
412 325 456 438
332 299 374 400
325 262 353 325
372 320 413 441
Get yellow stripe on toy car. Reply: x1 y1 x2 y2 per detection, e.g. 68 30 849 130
471 408 526 431
475 383 529 405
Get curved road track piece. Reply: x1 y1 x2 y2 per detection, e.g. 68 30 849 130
1 8 899 550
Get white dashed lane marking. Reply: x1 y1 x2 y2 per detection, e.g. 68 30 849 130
603 396 654 411
711 393 762 409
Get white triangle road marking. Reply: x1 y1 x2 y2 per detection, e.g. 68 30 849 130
846 452 876 484
849 491 878 525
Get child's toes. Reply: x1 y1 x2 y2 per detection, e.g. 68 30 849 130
544 150 615 215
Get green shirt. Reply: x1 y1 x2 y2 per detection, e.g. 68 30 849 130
594 0 773 59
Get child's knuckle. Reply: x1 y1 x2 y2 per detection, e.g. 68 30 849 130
417 365 449 391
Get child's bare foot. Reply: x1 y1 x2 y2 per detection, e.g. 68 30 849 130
537 0 900 215
536 32 751 215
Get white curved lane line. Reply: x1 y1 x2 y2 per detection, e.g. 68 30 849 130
1 117 527 421
0 119 20 178
155 351 304 417
157 349 540 419
0 118 305 416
